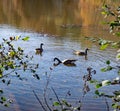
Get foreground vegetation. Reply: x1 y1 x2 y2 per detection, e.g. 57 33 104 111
86 4 120 111
0 36 40 107
0 3 120 111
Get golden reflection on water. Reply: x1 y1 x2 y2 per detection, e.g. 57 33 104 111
0 0 119 41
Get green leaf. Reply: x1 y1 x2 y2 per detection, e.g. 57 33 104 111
112 103 118 109
102 80 111 86
77 106 81 110
18 47 23 51
118 70 120 75
98 39 108 45
111 42 118 48
33 74 40 80
22 36 30 41
7 80 11 85
113 90 120 95
106 60 110 65
107 66 112 71
53 110 58 111
95 83 102 88
5 66 8 70
62 100 71 107
0 73 3 78
101 66 112 72
116 53 120 61
0 90 3 94
53 101 60 106
90 80 98 84
1 97 6 101
115 32 120 37
101 11 107 15
95 90 100 95
101 68 107 72
2 79 5 83
15 36 21 40
100 44 109 50
117 105 120 110
9 51 15 57
4 104 9 107
31 69 36 73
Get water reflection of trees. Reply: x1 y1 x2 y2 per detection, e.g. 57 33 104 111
0 0 119 35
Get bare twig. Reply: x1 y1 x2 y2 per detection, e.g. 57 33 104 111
43 70 53 111
104 96 110 111
51 87 63 110
1 67 36 79
1 69 16 78
32 89 47 111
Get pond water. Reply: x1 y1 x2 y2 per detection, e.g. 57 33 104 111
0 0 120 111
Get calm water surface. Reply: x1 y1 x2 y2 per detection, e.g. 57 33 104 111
0 0 120 111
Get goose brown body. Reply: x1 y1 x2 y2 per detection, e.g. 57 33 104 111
74 48 89 55
35 43 44 54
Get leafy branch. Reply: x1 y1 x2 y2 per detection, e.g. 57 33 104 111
0 36 40 107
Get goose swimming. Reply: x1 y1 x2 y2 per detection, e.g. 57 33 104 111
54 57 77 66
35 43 44 54
73 48 89 56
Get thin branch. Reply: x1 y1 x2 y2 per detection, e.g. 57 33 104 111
43 72 52 111
1 67 37 79
1 69 16 78
51 87 63 110
32 89 47 111
104 96 110 111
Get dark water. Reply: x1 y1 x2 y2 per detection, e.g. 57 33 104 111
0 1 120 111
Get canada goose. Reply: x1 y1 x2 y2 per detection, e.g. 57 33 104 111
73 48 89 56
35 43 44 54
53 57 77 66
